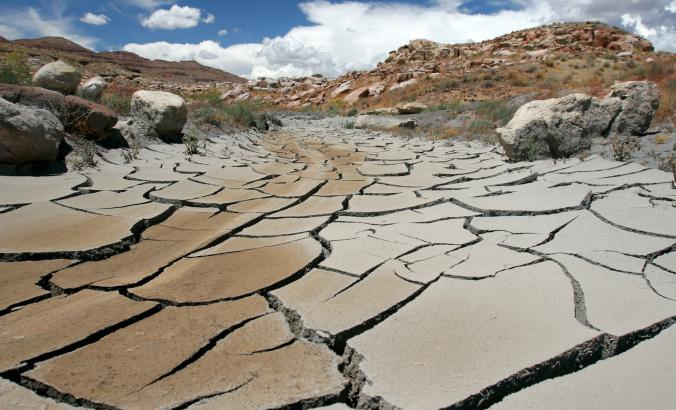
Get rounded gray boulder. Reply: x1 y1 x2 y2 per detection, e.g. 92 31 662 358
32 61 81 95
77 76 108 101
605 81 660 136
0 98 65 165
130 90 187 142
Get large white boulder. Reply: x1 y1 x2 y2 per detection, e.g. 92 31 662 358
0 98 64 165
130 90 187 141
77 76 108 101
32 61 81 95
497 81 659 161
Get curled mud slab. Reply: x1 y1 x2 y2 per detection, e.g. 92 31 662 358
0 116 674 409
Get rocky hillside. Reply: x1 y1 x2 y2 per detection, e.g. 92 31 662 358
225 22 673 118
0 36 246 94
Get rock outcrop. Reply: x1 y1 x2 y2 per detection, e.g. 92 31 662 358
0 98 64 165
32 61 81 95
497 81 659 161
64 96 118 140
0 84 66 115
77 76 107 101
396 102 427 114
130 90 187 141
354 115 416 130
605 81 660 136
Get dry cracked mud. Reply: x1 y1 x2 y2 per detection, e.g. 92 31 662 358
0 115 674 409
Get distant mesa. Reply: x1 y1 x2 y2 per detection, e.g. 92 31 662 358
0 36 246 85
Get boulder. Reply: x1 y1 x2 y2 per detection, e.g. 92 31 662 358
64 96 118 140
396 102 427 114
0 84 65 117
367 107 398 115
0 98 64 165
77 76 108 101
32 61 81 95
497 93 618 161
389 79 418 92
354 115 416 130
605 81 660 136
130 90 187 141
497 81 659 161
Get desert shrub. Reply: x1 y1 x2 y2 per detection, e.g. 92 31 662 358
476 100 515 126
432 78 460 92
426 99 466 114
624 60 637 69
182 127 202 157
347 107 358 117
344 121 355 129
198 89 222 105
543 59 555 68
467 119 495 135
71 138 98 170
525 65 538 73
100 91 132 115
611 136 641 161
0 52 31 85
191 98 269 130
523 136 538 161
428 126 462 140
508 71 527 87
654 79 676 124
481 80 494 88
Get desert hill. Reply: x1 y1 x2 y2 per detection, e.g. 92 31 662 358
225 22 672 120
0 36 246 92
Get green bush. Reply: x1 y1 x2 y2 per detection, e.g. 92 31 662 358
425 99 466 114
0 52 31 85
347 107 358 117
467 119 495 135
100 92 132 115
476 100 515 126
191 98 269 131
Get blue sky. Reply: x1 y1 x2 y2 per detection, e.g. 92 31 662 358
0 1 674 78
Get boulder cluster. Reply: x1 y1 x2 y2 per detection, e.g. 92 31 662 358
0 60 187 166
496 81 660 161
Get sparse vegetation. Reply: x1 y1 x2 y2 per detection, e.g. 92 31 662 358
182 127 202 158
476 99 515 126
467 118 495 135
344 121 355 129
347 107 358 117
425 99 465 114
71 138 98 170
523 136 538 161
100 90 132 115
0 51 31 85
191 91 271 131
610 136 641 161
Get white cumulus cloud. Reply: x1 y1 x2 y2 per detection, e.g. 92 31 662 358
80 13 110 26
141 5 207 30
203 13 215 24
124 0 676 79
0 6 98 49
218 29 228 36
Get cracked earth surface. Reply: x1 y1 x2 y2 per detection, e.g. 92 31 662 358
0 115 675 409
